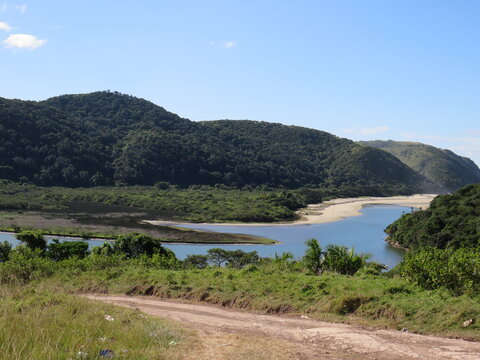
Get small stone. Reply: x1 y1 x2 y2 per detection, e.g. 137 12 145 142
76 351 88 359
104 315 114 322
400 328 408 332
168 340 178 346
462 319 474 328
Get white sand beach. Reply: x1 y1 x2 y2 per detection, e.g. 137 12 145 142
147 194 437 227
292 194 437 225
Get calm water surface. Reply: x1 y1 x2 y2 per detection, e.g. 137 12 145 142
0 205 408 269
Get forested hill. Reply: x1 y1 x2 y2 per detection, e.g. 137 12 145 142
0 91 437 193
359 140 480 192
385 183 480 249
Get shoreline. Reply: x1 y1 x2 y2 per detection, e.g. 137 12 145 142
146 194 437 227
0 230 277 246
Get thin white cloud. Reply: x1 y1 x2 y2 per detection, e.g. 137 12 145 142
208 40 215 46
343 126 389 135
0 3 26 13
223 41 235 49
4 33 47 49
12 4 26 13
0 21 11 31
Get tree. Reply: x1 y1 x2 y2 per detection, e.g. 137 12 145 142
183 254 209 269
0 241 12 262
322 244 369 275
303 238 323 275
112 233 172 259
207 248 230 267
15 230 46 251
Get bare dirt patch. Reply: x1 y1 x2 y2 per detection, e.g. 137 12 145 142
83 295 480 360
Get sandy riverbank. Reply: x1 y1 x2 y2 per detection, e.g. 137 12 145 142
146 194 437 227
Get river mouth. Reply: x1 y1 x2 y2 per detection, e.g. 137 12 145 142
0 205 409 269
160 204 409 269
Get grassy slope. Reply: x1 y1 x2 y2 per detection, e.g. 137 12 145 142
360 140 480 191
0 285 191 360
53 265 480 341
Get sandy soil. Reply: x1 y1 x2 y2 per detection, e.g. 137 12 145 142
84 295 480 360
147 194 437 227
293 194 437 225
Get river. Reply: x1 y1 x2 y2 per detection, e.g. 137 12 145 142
0 204 408 269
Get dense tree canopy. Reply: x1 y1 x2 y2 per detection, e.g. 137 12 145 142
0 91 442 192
385 184 480 249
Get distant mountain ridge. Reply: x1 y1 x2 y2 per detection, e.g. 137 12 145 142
0 91 440 194
359 140 480 192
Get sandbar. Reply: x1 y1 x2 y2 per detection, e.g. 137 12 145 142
146 194 437 227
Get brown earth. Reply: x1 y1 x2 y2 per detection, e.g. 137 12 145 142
83 295 480 360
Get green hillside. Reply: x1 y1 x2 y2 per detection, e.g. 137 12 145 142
0 91 437 194
359 140 480 191
385 183 480 249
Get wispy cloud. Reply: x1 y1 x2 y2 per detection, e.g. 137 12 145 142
223 41 235 49
4 33 47 49
343 126 389 135
0 3 27 13
0 21 11 31
12 4 26 13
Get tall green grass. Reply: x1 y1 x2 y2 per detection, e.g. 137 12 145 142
0 284 190 360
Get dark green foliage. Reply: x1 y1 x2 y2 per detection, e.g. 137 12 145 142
183 255 210 269
360 140 480 192
206 248 230 267
0 241 11 262
399 247 480 295
224 249 260 269
15 230 46 251
385 184 480 249
0 91 437 193
200 248 260 269
46 240 89 261
112 233 173 259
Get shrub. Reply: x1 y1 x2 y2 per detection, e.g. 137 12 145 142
112 233 174 259
0 241 12 262
15 230 46 251
47 240 89 261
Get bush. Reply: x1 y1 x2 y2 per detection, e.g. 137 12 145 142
399 247 480 295
47 240 89 261
0 246 56 284
112 233 174 259
0 241 12 262
15 230 46 251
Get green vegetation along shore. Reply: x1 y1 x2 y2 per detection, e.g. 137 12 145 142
1 231 479 354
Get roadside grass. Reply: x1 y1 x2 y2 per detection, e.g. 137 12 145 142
54 265 480 340
0 284 192 360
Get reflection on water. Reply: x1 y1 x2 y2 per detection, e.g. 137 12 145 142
0 205 408 269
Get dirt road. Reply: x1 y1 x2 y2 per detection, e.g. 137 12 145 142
84 295 480 360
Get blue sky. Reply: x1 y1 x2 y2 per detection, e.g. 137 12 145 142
1 1 479 164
